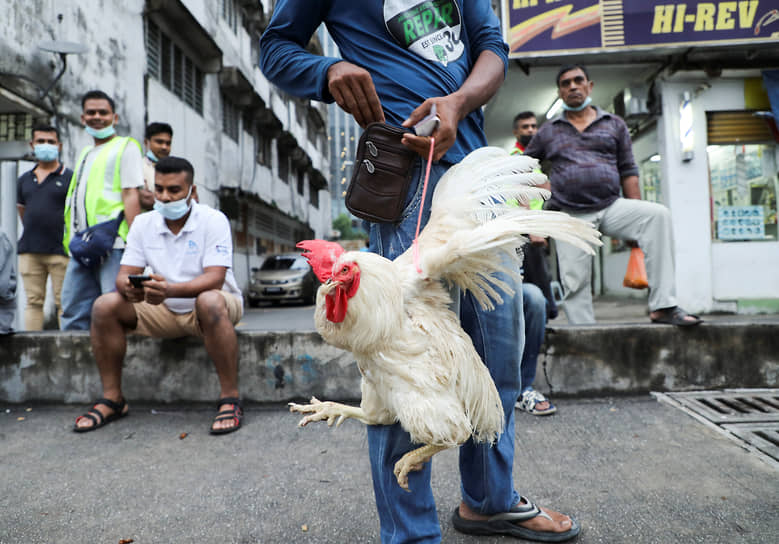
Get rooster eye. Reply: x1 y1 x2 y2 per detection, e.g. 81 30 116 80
341 266 349 273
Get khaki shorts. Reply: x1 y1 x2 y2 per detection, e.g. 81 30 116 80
132 291 243 338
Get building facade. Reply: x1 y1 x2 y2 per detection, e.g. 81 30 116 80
0 0 332 314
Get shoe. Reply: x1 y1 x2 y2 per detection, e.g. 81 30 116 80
516 388 557 416
73 397 129 432
650 306 702 327
451 496 580 542
210 397 243 435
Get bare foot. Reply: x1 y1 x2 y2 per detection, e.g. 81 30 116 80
458 499 574 534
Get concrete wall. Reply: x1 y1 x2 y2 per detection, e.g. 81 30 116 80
2 324 776 403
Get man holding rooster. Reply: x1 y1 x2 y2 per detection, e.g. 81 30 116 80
260 2 580 542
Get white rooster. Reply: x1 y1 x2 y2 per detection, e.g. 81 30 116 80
291 147 600 491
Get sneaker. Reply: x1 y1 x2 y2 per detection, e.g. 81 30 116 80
516 388 557 416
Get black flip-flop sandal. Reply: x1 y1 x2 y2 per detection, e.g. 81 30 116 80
451 496 581 542
73 397 128 433
210 397 243 435
650 306 703 327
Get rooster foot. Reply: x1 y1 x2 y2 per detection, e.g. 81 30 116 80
289 396 368 427
393 444 449 492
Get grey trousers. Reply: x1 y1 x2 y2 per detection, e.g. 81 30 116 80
556 197 678 324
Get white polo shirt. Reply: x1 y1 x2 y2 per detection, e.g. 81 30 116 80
121 202 243 314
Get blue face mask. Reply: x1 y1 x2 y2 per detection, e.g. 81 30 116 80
146 150 159 163
561 95 593 112
33 143 59 162
85 124 116 139
154 186 193 220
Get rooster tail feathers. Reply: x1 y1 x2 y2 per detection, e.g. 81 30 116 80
431 149 543 212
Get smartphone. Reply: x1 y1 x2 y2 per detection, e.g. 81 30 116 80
414 104 440 137
128 274 151 288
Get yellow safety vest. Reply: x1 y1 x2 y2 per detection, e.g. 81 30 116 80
63 136 140 254
508 144 544 210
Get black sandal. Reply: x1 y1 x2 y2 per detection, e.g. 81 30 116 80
210 397 243 435
73 397 128 433
650 306 703 327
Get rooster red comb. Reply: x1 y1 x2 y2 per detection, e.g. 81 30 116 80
297 240 345 282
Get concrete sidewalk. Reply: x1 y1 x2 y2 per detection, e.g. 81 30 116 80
1 396 777 543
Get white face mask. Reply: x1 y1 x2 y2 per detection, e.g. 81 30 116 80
153 185 193 220
85 124 116 139
561 95 592 112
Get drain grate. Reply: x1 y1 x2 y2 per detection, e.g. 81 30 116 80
664 390 779 423
657 389 779 466
721 423 779 462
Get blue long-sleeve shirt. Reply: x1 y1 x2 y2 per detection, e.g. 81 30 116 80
259 0 509 164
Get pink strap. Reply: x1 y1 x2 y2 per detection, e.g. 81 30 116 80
412 137 435 274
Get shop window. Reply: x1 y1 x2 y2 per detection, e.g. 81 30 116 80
639 154 663 205
708 143 778 242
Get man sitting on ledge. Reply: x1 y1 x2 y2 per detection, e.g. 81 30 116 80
73 156 245 435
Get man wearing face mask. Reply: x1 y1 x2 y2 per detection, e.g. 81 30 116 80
60 90 144 330
511 111 537 156
140 122 173 210
73 156 244 435
16 124 73 330
526 65 702 327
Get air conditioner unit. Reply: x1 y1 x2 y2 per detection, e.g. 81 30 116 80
613 85 650 119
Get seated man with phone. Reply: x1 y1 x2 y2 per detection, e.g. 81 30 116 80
73 156 245 435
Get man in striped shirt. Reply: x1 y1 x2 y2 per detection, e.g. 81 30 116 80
526 65 701 327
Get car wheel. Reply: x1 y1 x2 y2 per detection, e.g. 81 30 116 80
248 298 260 308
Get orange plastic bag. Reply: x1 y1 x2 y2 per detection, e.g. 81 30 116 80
623 247 649 289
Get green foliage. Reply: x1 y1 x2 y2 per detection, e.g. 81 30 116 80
332 213 367 240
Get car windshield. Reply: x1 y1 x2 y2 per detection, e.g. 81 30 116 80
260 257 308 271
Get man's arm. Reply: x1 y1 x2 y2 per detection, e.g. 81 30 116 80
121 188 141 226
260 2 384 127
259 0 342 102
142 267 227 306
401 49 505 162
116 263 146 301
616 118 640 200
621 175 641 200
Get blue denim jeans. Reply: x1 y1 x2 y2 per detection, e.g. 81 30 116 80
368 158 524 544
521 283 547 394
60 249 123 331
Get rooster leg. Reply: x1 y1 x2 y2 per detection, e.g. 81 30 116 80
289 396 375 428
393 444 449 492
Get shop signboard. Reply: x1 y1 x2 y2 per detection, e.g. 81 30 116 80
504 0 779 58
717 205 766 240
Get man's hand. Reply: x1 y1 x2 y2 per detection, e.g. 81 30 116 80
138 188 155 211
327 61 384 128
122 276 145 303
141 273 168 305
529 234 548 248
401 94 464 162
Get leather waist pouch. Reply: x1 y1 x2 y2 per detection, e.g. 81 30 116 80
346 122 416 223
